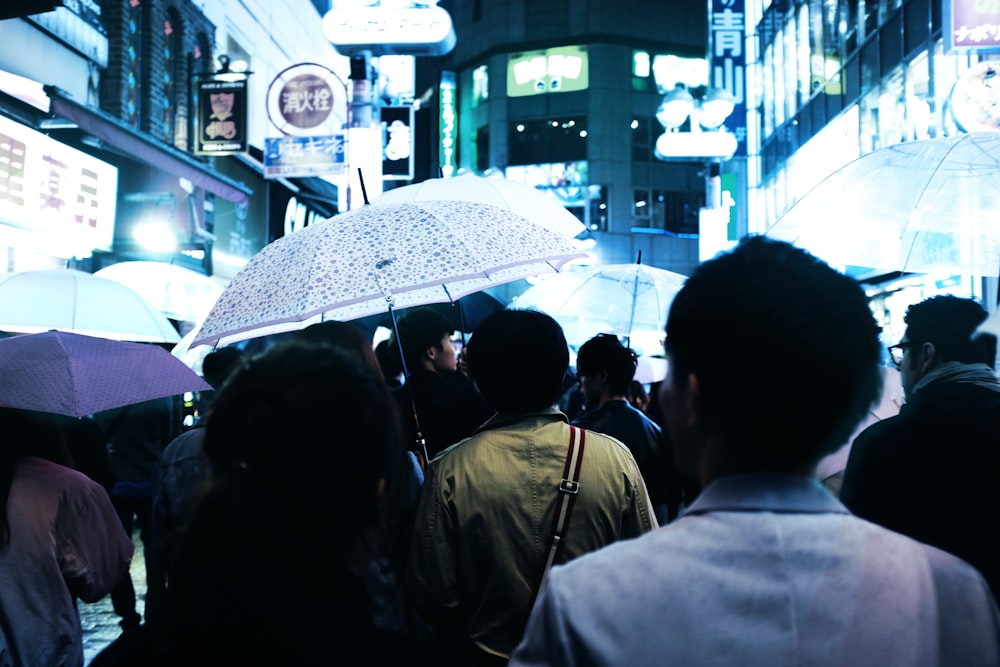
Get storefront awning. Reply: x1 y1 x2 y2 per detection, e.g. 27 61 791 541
44 86 252 206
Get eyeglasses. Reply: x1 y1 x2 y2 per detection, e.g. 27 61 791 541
887 342 917 368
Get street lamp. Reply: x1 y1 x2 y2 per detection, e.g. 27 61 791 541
654 84 737 161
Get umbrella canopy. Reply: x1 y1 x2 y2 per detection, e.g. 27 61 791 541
765 132 1000 276
372 173 587 239
94 261 224 323
0 330 211 418
509 261 687 356
192 200 587 348
0 269 181 343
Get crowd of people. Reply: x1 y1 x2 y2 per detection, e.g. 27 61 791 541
1 235 998 666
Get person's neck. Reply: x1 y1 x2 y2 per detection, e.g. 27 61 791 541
599 393 626 406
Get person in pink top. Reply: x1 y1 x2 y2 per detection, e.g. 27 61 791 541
0 407 134 667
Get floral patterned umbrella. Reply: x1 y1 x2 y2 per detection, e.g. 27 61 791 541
191 200 587 348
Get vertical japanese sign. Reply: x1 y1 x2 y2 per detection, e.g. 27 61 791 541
381 106 414 180
710 0 747 158
264 63 348 178
944 0 1000 53
0 114 116 258
439 71 457 177
195 78 248 155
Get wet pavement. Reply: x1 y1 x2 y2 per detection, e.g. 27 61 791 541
80 530 146 665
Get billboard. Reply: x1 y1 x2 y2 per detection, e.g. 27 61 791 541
194 78 248 155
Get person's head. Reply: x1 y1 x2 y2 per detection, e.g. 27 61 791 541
467 309 569 413
295 320 380 375
574 333 638 405
891 295 996 401
201 347 245 391
392 307 457 375
627 380 650 412
170 341 404 658
662 236 883 483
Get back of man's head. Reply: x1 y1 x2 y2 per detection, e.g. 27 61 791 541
467 309 569 413
201 347 245 390
665 235 882 471
392 307 455 374
903 295 996 367
575 334 638 396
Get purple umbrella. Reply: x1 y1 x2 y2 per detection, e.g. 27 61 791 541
0 330 211 418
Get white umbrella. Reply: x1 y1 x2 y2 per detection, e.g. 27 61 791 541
94 261 224 323
765 132 1000 276
191 200 587 349
371 173 587 239
509 258 687 357
0 269 180 343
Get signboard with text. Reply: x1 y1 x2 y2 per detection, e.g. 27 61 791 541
263 135 346 178
381 105 413 180
710 0 747 158
195 78 248 155
0 114 116 258
944 0 1000 53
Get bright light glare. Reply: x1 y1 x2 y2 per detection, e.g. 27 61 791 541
133 222 177 253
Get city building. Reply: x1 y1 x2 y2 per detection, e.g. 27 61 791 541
407 0 716 292
0 0 349 299
748 0 1000 341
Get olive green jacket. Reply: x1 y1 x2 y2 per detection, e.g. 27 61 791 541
406 407 658 658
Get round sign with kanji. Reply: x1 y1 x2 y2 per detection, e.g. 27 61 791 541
266 63 348 136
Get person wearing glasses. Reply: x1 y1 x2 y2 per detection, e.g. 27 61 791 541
842 294 1000 599
509 238 1000 667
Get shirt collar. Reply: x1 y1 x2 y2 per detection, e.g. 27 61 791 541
683 474 849 517
473 406 568 434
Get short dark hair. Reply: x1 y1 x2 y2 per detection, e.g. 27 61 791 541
467 309 569 413
391 307 455 374
665 235 883 470
201 347 244 390
903 295 996 368
575 334 638 396
294 319 380 375
202 341 403 537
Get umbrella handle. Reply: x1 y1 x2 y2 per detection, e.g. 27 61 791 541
387 301 430 465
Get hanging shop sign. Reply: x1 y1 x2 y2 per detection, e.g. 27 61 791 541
0 114 116 258
264 63 348 179
439 71 457 177
194 78 248 155
710 0 747 158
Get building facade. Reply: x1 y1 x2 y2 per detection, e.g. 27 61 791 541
0 0 349 300
412 0 713 287
748 0 1000 343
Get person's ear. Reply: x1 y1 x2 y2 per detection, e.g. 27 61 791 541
917 341 936 374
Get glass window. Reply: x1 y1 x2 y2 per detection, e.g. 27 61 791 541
905 51 931 140
508 117 588 166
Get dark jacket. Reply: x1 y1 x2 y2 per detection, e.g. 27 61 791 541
393 370 493 461
572 399 686 522
841 380 1000 597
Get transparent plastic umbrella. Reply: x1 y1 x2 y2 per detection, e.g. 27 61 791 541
0 269 181 343
510 256 687 357
765 132 1000 276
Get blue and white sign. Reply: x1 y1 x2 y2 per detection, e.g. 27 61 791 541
263 134 346 178
710 0 747 158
